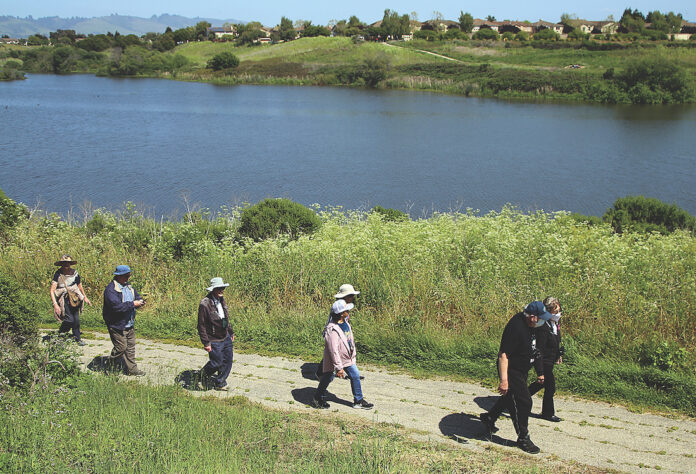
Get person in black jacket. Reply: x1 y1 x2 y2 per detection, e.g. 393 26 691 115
197 277 235 391
479 301 552 454
528 297 563 422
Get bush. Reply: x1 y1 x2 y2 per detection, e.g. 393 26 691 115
616 57 694 104
514 31 529 41
534 29 559 41
0 273 39 345
371 206 408 222
639 339 689 371
238 199 321 241
0 188 29 236
207 52 240 71
472 28 500 41
603 195 696 234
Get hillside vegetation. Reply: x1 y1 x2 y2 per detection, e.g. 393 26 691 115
2 36 695 102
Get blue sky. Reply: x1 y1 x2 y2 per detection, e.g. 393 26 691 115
1 0 693 25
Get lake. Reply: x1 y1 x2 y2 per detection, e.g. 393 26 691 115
1 74 695 217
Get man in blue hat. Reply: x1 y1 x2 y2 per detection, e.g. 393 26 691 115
102 265 146 376
479 301 552 454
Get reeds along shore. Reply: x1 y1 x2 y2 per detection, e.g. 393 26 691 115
2 206 695 413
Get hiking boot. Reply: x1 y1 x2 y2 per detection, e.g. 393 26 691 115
214 385 229 392
540 414 562 422
517 436 540 454
127 369 146 377
479 412 499 440
77 340 86 347
312 398 330 409
353 398 374 410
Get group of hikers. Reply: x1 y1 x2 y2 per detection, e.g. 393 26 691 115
51 255 563 454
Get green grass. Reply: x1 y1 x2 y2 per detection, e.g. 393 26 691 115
2 206 695 415
0 375 590 473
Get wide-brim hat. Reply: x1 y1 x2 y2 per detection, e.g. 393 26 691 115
332 299 354 315
54 255 78 266
114 265 131 276
206 277 230 292
334 284 360 299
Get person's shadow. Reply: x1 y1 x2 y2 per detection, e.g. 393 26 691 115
439 412 513 447
299 362 321 381
87 356 119 374
175 369 209 391
291 386 354 408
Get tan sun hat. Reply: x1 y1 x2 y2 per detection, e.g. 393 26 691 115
334 284 360 299
54 254 77 266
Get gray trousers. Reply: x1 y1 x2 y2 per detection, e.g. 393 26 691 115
108 327 138 374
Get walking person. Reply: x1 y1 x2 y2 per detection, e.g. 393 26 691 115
102 265 146 376
197 277 235 391
479 301 552 454
50 254 91 345
313 299 373 410
315 284 360 380
528 297 563 422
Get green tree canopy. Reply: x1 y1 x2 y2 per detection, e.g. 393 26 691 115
207 52 240 70
459 11 474 33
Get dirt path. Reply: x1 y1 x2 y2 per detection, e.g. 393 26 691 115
78 334 696 473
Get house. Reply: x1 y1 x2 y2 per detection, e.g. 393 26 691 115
497 21 534 34
472 19 500 32
207 26 236 40
421 19 460 32
567 20 618 35
0 38 20 44
256 37 272 44
532 21 564 34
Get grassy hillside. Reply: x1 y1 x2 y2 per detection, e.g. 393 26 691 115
5 36 694 102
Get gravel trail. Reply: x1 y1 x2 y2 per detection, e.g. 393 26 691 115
78 334 696 473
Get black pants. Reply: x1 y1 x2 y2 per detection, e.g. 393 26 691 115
528 361 556 417
487 367 532 439
58 304 81 342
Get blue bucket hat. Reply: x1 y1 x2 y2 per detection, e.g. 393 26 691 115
113 265 132 276
524 301 553 321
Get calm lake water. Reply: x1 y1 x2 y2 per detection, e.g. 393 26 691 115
1 74 695 217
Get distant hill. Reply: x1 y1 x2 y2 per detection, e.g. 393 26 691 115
0 14 242 38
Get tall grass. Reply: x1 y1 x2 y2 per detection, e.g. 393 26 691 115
2 206 695 413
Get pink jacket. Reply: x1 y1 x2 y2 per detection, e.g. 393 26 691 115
322 321 357 373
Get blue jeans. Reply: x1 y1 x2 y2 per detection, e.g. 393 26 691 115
315 364 363 402
203 336 233 388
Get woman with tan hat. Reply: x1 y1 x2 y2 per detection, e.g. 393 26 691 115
50 254 91 345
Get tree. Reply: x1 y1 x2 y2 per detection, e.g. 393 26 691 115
432 11 444 21
620 8 645 33
486 15 496 22
52 47 75 74
279 16 296 41
381 9 410 39
194 21 211 41
302 22 331 37
207 51 240 70
459 11 474 33
348 15 363 28
26 34 49 46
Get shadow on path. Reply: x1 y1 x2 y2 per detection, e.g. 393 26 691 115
439 413 515 448
86 356 117 374
291 386 354 408
175 369 211 391
299 362 321 381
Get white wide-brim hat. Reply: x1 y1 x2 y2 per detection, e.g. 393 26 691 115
206 277 230 292
334 284 360 299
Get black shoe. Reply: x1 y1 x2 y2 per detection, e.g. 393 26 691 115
479 412 499 440
517 436 540 454
541 414 562 422
77 340 86 346
353 398 373 410
312 398 330 409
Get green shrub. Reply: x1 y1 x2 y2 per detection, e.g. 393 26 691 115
0 188 29 234
514 31 529 41
639 339 689 370
472 28 500 41
371 206 408 222
568 212 603 226
238 198 321 241
0 273 39 345
207 52 240 71
616 57 694 104
534 28 560 41
603 195 696 234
